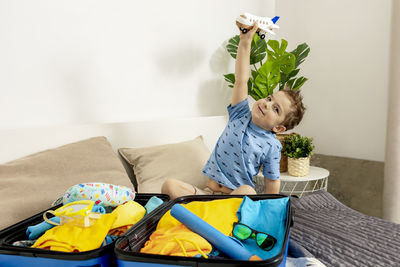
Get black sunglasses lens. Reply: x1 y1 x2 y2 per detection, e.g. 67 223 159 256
256 233 276 251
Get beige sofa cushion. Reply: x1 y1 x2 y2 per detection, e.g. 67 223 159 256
0 136 133 230
118 136 210 193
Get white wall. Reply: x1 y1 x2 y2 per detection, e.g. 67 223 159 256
0 0 274 129
0 0 392 162
276 0 392 161
383 0 400 223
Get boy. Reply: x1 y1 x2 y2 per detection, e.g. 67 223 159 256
162 21 305 199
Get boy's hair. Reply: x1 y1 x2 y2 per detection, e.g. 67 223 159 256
280 88 306 131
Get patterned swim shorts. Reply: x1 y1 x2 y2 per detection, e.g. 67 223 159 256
192 186 224 195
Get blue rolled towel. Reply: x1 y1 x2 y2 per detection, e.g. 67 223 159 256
91 204 106 214
144 196 164 215
102 235 119 247
26 217 61 240
26 204 106 240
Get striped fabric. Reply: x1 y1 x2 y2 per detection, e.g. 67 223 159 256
290 191 400 267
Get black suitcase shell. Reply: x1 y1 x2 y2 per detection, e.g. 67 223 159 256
0 193 170 267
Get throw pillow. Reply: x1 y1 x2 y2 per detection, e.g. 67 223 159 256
118 136 210 193
0 136 133 229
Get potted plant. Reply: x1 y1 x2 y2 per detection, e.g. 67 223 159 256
283 134 314 177
224 35 310 100
223 35 310 172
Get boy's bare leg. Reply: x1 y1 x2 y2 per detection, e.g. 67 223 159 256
207 179 256 195
230 185 257 195
161 178 197 200
206 178 233 194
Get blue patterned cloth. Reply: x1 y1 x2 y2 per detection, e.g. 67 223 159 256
63 183 135 207
202 99 282 190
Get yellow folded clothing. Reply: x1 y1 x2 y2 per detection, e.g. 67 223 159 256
32 213 116 252
108 225 132 236
32 200 145 252
143 224 211 257
140 198 243 257
110 201 146 231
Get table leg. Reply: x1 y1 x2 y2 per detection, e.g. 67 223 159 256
281 181 288 192
299 181 310 198
324 177 329 191
289 182 299 196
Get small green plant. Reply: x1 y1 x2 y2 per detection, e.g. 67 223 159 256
283 134 314 158
224 34 310 100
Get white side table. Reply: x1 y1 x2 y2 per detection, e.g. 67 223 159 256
255 166 330 197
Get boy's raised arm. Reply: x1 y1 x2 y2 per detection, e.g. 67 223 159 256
231 22 258 106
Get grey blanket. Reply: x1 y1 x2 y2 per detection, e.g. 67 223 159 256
289 191 400 267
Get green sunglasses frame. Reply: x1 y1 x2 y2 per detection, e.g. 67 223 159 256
232 222 277 251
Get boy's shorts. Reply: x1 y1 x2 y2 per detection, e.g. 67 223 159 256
193 186 224 195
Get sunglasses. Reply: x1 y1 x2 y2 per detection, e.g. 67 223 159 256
232 222 277 251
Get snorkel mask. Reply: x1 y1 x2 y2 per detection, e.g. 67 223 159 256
43 200 102 227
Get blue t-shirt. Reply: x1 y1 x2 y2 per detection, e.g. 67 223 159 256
202 99 282 190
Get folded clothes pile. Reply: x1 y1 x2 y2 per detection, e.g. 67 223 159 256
141 196 289 260
12 183 164 253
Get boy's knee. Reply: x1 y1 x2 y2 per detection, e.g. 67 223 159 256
231 185 256 195
240 185 257 194
161 178 196 200
161 178 178 194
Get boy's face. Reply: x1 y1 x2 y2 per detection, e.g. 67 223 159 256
251 91 292 133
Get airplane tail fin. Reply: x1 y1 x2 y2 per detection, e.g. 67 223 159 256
271 16 280 24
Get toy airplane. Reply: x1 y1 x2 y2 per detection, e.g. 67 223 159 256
236 13 280 39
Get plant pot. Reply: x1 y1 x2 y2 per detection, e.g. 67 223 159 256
276 133 297 173
288 156 310 177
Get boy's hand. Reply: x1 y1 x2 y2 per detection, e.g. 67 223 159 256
239 21 258 44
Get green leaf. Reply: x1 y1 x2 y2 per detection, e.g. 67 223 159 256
291 77 308 90
255 61 280 96
226 35 240 59
283 134 314 158
264 39 296 92
279 42 310 89
226 35 266 65
286 78 296 89
247 79 253 93
266 39 295 73
288 68 300 78
250 85 263 100
223 73 235 85
278 39 288 54
249 70 263 100
279 52 296 74
267 40 280 56
266 39 288 62
250 37 267 65
291 43 310 69
251 69 258 80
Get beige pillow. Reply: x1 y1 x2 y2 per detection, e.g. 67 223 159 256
118 136 210 193
0 136 133 230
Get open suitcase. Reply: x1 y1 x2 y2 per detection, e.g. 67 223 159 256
115 194 293 267
0 193 170 267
